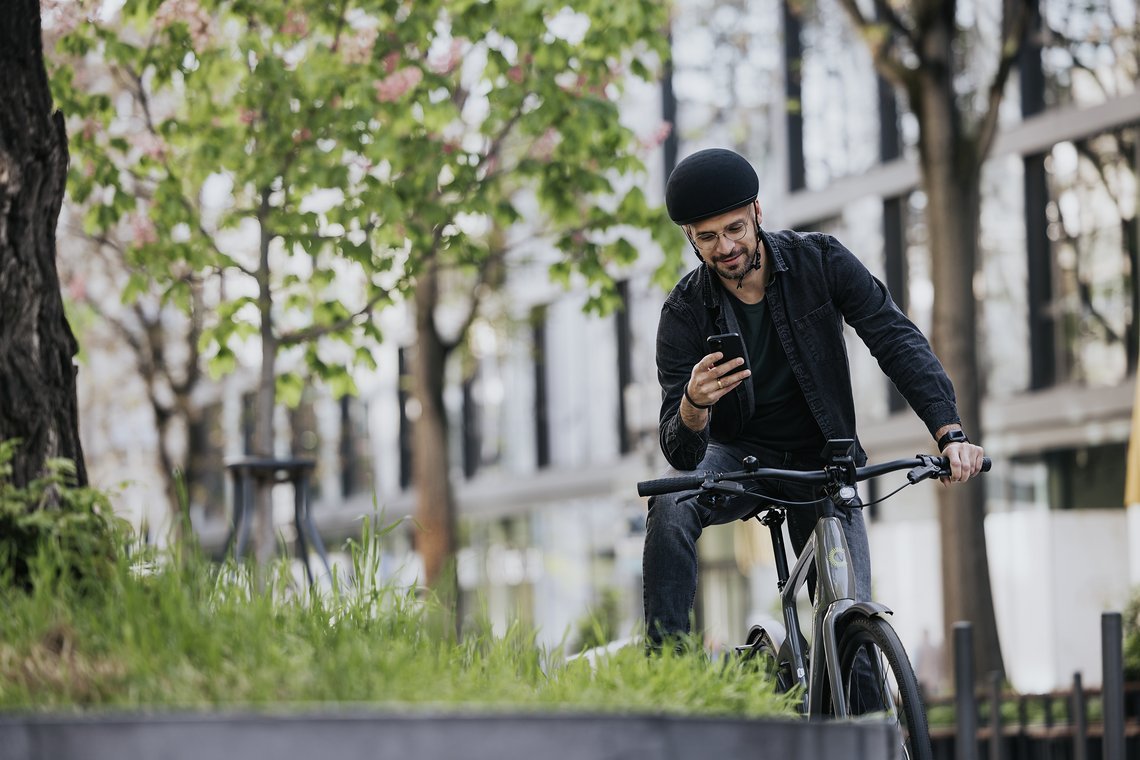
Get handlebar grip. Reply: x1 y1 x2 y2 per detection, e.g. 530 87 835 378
937 456 992 473
637 473 706 497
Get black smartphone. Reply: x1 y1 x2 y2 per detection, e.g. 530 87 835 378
706 332 750 373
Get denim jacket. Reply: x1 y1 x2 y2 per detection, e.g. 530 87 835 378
656 228 961 471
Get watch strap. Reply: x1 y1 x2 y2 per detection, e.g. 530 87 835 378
937 429 969 451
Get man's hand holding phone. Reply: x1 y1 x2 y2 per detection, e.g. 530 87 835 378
681 332 752 413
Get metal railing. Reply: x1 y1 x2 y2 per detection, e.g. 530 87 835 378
934 613 1135 760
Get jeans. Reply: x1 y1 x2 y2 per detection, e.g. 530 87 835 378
642 440 873 646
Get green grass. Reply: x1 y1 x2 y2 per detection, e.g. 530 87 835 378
0 525 796 717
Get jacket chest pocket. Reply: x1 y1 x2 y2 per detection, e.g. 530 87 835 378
794 301 846 362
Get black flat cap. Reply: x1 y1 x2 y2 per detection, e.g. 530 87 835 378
665 148 759 225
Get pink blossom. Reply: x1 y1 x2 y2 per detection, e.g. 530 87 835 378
339 26 378 65
374 67 423 103
281 9 309 38
428 38 465 75
292 128 312 144
382 51 402 75
507 66 525 85
40 0 89 37
530 128 559 161
239 109 257 125
133 131 168 161
81 117 99 141
65 275 87 303
639 120 673 152
155 0 213 51
130 213 158 246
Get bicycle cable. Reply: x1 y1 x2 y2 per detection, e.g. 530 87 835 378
855 478 915 509
741 490 829 509
740 475 920 511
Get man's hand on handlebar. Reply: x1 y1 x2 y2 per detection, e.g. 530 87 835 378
940 441 986 484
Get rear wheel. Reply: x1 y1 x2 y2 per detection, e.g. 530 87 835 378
739 626 795 696
826 614 932 760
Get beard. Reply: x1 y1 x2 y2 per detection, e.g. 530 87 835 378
708 240 761 285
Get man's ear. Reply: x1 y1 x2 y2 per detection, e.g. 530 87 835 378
754 200 763 225
684 226 705 262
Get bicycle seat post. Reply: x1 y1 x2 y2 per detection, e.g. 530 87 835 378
759 509 791 591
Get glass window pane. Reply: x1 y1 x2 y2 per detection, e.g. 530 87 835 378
980 154 1031 398
1041 0 1138 108
1046 128 1137 386
799 0 879 189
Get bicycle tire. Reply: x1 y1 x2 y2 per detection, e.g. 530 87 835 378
824 614 933 760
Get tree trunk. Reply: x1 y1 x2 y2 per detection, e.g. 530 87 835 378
914 60 1006 680
411 262 458 597
0 1 87 487
252 214 278 564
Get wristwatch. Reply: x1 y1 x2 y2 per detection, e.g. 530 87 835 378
937 428 970 451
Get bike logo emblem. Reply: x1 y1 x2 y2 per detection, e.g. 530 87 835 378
827 548 847 569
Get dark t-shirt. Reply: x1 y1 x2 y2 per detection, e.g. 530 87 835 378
729 295 825 454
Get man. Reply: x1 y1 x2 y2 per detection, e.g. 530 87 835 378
644 147 986 647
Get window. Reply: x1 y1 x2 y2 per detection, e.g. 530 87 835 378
288 391 322 502
187 401 225 520
615 280 634 454
398 347 413 489
1045 129 1138 386
339 395 372 498
532 305 551 469
799 0 879 189
979 154 1031 398
1007 443 1128 511
1041 0 1137 109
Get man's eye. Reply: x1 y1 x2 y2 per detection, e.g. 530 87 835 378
696 234 716 242
727 223 745 233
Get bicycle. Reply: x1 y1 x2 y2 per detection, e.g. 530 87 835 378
636 438 991 760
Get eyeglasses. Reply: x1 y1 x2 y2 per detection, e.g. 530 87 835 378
690 220 749 252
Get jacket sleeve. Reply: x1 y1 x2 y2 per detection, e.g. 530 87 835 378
822 235 961 438
656 301 711 471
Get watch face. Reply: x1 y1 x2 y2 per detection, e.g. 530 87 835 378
941 430 968 449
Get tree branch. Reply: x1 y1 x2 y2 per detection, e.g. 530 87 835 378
835 0 920 92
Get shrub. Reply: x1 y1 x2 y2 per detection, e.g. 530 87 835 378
0 440 126 592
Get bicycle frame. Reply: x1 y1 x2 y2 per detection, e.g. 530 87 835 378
763 494 892 718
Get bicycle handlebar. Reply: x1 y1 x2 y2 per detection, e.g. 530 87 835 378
636 454 991 498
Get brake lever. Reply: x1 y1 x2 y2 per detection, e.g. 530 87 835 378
907 455 946 484
702 479 748 495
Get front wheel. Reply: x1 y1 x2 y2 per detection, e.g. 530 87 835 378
825 614 932 760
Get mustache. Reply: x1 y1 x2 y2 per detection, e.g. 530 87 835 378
715 244 749 263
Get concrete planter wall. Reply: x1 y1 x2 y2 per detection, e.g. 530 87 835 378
0 710 901 760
